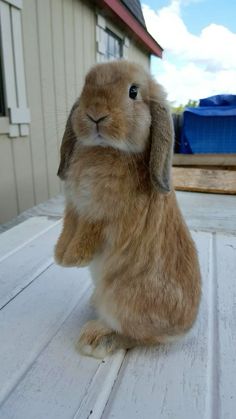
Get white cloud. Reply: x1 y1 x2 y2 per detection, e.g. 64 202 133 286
178 0 204 5
142 1 236 104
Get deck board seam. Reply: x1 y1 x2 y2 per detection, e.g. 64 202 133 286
0 258 54 311
205 232 221 419
72 350 126 419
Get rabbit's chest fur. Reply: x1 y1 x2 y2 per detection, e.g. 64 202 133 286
66 146 149 221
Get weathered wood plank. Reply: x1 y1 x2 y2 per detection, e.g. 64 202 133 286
0 264 90 406
173 167 236 194
0 218 126 419
1 226 235 419
73 350 125 419
2 231 211 419
0 217 60 261
0 222 61 309
176 191 236 234
0 310 124 419
102 231 213 419
0 265 125 419
173 154 236 167
215 233 236 418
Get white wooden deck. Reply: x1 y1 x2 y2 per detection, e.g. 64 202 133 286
0 195 236 419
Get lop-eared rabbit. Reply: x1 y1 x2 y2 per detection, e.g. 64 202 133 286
55 61 201 358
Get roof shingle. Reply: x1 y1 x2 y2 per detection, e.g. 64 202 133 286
121 0 146 28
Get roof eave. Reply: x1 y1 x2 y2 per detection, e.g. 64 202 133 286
96 0 163 58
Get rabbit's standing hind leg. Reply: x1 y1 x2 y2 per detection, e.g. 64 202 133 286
77 320 137 359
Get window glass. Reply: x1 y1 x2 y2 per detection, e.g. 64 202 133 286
0 39 6 117
105 29 122 61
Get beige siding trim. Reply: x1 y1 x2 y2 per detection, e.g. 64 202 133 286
50 0 67 159
0 118 10 134
73 0 84 93
0 1 19 137
36 0 60 197
2 0 22 8
21 0 49 204
11 137 35 213
0 1 30 136
11 6 30 135
1 0 37 215
0 136 18 223
83 2 96 70
63 0 76 111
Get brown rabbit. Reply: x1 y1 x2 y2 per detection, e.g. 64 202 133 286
55 61 201 358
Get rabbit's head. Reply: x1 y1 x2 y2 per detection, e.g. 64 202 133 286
58 61 174 193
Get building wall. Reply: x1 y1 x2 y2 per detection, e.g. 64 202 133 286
128 41 150 69
0 0 150 224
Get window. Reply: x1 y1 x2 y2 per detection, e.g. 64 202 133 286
104 29 122 61
96 14 129 63
0 0 30 136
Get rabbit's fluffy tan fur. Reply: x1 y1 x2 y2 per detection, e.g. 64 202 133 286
55 61 201 358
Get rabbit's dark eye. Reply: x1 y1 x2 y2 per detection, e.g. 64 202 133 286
129 85 138 100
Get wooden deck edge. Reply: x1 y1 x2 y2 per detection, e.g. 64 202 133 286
173 154 236 167
173 167 236 194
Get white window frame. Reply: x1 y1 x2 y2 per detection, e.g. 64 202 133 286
0 0 30 137
96 13 129 63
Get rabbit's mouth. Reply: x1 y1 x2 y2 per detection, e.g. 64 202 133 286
81 133 110 148
93 131 107 144
81 132 133 152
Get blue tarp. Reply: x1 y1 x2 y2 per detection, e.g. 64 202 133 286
199 94 236 107
180 95 236 154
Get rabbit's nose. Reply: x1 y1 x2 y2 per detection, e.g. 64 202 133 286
86 113 109 124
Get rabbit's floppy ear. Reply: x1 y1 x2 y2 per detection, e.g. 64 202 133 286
149 83 174 193
57 100 79 180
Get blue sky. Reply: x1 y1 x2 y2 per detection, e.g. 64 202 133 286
145 0 236 35
142 0 236 104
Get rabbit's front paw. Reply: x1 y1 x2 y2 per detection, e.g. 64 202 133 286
61 245 92 267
